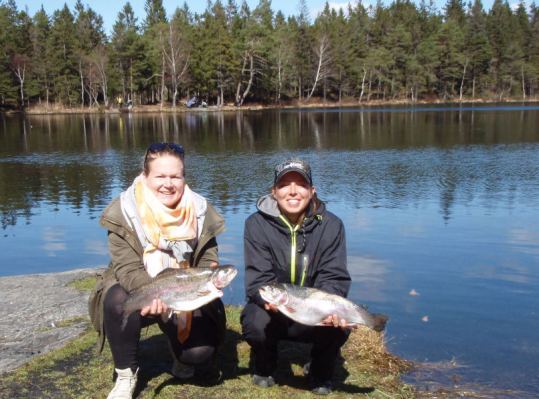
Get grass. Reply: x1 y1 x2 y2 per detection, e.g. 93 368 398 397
67 275 101 292
5 276 522 398
0 275 415 398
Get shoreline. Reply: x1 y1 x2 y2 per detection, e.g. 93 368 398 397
3 97 539 115
0 269 530 398
0 268 415 399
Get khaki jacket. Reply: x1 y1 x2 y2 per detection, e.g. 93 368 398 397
88 196 226 352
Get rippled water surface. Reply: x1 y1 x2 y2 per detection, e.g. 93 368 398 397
1 105 538 396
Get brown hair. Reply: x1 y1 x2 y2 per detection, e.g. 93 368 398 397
143 142 185 176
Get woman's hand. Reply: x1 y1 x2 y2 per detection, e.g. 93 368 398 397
321 314 357 329
140 298 168 316
264 303 279 313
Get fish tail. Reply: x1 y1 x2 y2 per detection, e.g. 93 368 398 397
371 313 389 332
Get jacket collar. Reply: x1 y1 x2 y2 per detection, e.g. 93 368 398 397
256 194 325 228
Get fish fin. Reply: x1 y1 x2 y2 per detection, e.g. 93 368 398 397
285 305 296 313
372 314 389 332
197 289 211 297
160 309 173 323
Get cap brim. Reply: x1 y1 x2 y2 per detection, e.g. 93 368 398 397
274 168 311 185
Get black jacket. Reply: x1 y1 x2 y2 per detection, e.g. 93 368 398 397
244 194 351 307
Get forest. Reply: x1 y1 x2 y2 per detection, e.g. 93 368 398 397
1 0 538 109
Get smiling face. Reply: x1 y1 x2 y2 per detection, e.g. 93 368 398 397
272 171 315 225
143 154 185 208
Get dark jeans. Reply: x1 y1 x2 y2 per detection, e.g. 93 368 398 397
240 301 350 381
103 284 218 371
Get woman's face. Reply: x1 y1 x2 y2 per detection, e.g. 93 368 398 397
144 154 185 208
272 171 315 224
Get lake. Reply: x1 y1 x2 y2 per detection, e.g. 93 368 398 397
1 105 538 397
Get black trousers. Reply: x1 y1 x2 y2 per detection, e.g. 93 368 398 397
240 301 350 381
103 284 218 371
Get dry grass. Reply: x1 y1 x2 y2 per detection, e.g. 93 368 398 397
17 96 539 116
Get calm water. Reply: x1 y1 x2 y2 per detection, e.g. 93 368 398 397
1 105 538 396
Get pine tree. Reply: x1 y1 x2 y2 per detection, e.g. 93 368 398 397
272 11 293 101
366 1 394 100
0 0 18 105
250 0 275 102
347 2 370 102
465 0 491 98
191 1 234 105
234 0 274 105
74 0 107 107
11 8 34 107
47 5 79 106
514 1 531 98
143 0 167 31
110 2 145 103
529 3 539 96
444 0 466 25
31 6 52 106
142 0 168 105
166 6 192 107
290 0 313 101
487 0 519 97
437 0 467 99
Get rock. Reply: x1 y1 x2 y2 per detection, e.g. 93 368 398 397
0 268 104 375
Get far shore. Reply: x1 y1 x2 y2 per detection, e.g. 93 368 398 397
3 96 539 116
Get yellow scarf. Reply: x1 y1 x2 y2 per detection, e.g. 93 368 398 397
134 177 198 272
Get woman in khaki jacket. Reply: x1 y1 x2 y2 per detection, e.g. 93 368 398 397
89 143 225 399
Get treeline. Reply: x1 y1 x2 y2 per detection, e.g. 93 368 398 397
1 0 539 109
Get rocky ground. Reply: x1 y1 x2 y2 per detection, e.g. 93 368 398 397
0 268 102 374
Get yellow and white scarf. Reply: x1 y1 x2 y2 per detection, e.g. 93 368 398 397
121 174 206 277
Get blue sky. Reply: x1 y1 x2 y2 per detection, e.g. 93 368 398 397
15 0 498 36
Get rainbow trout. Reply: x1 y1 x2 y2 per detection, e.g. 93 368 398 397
259 283 388 332
122 265 237 327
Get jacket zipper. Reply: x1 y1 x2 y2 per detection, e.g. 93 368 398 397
279 215 301 285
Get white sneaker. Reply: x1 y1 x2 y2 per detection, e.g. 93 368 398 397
171 358 195 379
106 367 138 399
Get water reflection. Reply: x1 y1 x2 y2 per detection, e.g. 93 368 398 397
42 226 67 255
0 108 538 227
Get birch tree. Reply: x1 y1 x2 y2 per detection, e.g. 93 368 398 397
306 34 330 100
163 18 190 107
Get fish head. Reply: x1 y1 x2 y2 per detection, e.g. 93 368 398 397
259 283 289 306
211 265 238 289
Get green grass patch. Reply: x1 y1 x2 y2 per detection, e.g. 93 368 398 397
0 306 414 398
67 275 98 292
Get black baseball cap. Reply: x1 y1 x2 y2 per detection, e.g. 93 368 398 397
274 159 312 185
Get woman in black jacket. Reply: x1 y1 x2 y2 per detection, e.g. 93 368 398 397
241 159 352 395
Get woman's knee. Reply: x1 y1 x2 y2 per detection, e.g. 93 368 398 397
104 284 128 316
241 303 272 344
180 345 215 365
